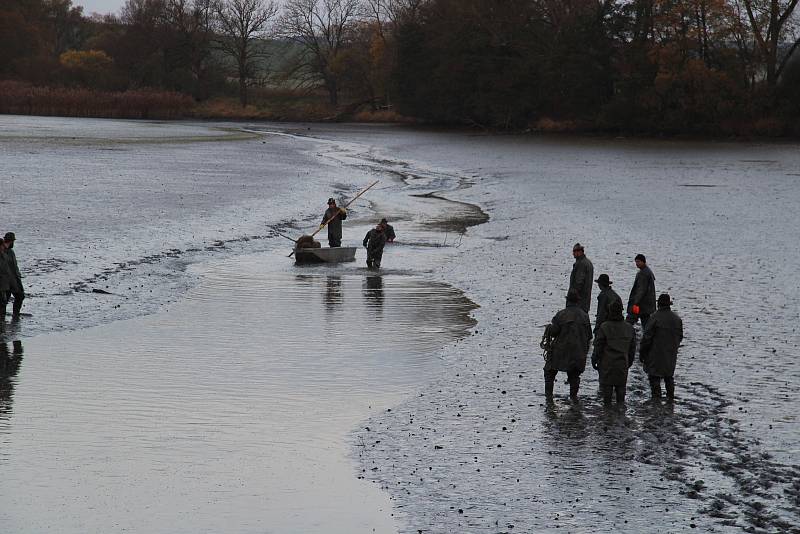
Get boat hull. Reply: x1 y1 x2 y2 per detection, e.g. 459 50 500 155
294 246 357 264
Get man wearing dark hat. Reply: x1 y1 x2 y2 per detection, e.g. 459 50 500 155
626 253 656 329
544 288 592 400
3 233 24 318
639 293 683 401
379 218 395 243
568 243 594 314
320 198 347 247
591 300 636 405
594 273 622 335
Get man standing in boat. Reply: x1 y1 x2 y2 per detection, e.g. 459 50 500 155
320 197 347 247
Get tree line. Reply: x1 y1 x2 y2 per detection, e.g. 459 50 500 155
1 0 799 134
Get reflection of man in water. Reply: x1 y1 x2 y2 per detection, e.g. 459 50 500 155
320 198 347 247
324 275 343 311
363 222 387 269
363 275 384 310
0 341 24 419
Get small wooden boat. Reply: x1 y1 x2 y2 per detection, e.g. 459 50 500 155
294 246 357 264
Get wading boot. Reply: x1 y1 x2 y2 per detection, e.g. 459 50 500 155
569 377 580 400
615 386 626 404
544 381 554 400
648 376 662 399
665 377 675 402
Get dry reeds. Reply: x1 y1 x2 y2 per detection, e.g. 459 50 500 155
0 81 195 119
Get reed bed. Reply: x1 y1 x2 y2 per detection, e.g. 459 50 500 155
0 81 194 119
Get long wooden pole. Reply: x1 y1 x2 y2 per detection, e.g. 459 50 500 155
310 180 379 238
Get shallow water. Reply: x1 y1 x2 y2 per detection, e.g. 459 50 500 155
2 116 799 533
0 253 475 533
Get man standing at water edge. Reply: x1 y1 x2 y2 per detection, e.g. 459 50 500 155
0 239 11 319
626 254 656 328
544 289 592 400
320 197 347 247
4 233 24 318
569 243 594 313
639 293 683 401
594 273 622 334
363 222 387 268
592 300 636 405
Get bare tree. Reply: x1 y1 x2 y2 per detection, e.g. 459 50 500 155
737 0 800 87
277 0 364 106
213 0 278 106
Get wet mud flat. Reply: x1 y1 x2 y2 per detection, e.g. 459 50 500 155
317 129 800 533
0 252 476 533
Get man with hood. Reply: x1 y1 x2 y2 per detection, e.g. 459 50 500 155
544 288 592 400
363 222 387 268
594 273 622 335
627 253 656 328
592 300 636 405
320 198 347 247
569 243 594 313
639 293 684 401
3 233 24 318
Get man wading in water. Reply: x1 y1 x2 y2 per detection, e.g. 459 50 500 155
544 289 592 400
363 222 387 268
569 243 594 314
320 198 347 247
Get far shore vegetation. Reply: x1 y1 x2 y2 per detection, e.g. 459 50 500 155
2 0 800 136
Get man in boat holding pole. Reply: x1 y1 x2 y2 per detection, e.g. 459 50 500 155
320 198 347 247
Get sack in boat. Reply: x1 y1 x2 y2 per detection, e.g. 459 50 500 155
296 235 321 249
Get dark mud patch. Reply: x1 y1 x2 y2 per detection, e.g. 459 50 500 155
679 184 719 188
411 192 489 233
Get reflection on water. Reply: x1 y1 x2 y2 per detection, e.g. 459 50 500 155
0 341 23 424
0 256 476 533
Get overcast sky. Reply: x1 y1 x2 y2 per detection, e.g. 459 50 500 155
73 0 125 16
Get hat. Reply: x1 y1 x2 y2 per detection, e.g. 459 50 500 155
327 198 335 204
573 242 584 252
566 288 580 303
595 273 612 285
635 253 646 262
657 293 673 306
3 232 14 241
380 218 387 224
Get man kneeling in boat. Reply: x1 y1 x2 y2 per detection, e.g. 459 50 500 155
363 222 387 268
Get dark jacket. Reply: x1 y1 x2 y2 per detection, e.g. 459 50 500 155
639 307 683 377
569 255 594 313
363 228 387 254
384 223 396 242
322 207 347 242
545 303 592 373
628 265 656 316
595 286 622 333
0 249 11 292
5 248 22 293
592 314 636 386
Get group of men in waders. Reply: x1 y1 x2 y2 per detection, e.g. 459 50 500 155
320 197 395 269
543 243 683 405
0 232 24 321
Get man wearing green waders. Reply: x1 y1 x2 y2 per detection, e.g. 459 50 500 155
320 197 347 247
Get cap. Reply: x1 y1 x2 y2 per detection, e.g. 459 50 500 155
327 198 335 204
3 232 14 241
595 273 612 285
657 293 673 306
380 218 387 224
573 242 584 252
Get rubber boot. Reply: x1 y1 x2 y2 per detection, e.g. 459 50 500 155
569 376 580 399
665 377 675 401
545 381 554 400
615 386 626 404
649 376 662 399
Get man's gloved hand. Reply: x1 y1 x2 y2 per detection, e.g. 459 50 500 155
319 224 325 230
340 208 347 214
